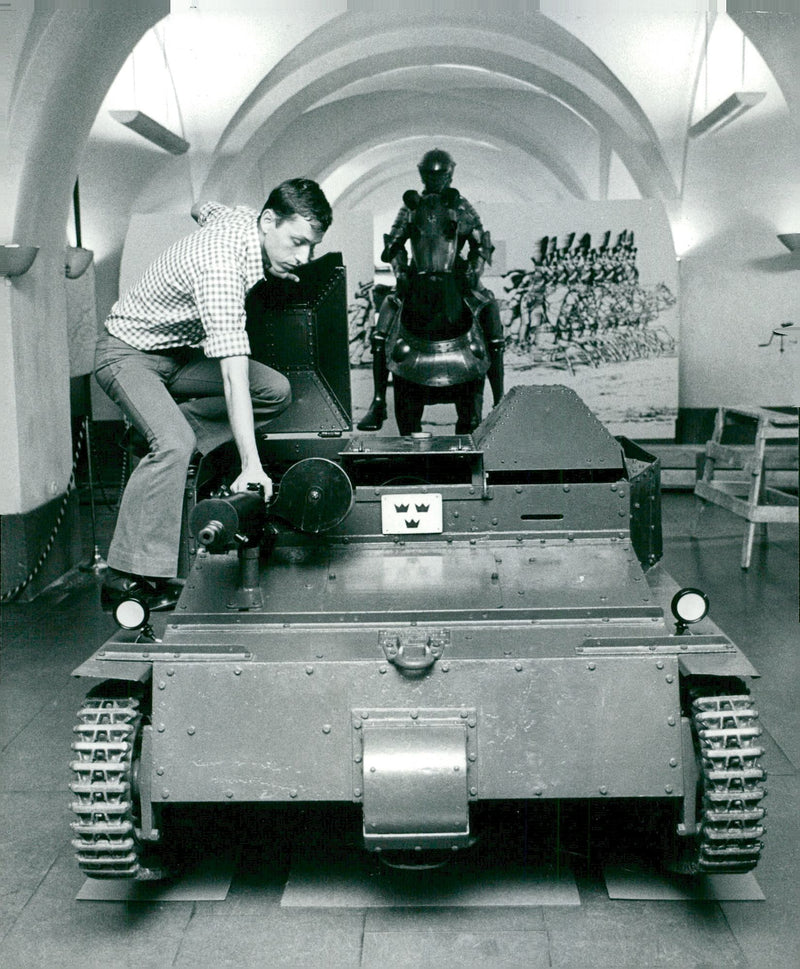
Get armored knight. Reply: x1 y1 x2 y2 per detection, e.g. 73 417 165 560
358 149 504 432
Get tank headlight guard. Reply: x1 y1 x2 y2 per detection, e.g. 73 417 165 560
671 587 709 635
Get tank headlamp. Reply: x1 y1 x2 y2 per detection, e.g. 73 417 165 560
113 596 150 632
670 587 709 634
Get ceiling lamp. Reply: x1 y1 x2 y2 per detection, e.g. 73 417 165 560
688 91 766 137
110 109 189 155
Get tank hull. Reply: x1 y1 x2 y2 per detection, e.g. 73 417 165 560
72 385 765 873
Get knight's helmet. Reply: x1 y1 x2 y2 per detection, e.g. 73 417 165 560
418 148 455 194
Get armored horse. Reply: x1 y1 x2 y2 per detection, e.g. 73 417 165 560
359 188 503 435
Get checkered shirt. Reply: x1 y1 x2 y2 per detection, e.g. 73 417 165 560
105 203 265 358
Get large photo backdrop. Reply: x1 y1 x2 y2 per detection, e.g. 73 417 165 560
352 198 679 440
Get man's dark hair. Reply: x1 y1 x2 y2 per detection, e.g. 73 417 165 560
261 178 332 232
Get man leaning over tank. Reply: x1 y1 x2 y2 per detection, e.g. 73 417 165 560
94 178 332 612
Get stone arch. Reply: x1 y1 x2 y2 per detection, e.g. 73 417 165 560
252 90 593 203
201 12 678 204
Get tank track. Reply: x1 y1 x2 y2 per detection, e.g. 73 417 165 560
70 696 144 879
691 694 766 873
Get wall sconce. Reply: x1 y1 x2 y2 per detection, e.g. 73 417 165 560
0 244 39 278
777 233 800 252
65 245 94 279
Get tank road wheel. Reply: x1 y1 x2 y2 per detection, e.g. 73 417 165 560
671 691 766 875
70 691 165 880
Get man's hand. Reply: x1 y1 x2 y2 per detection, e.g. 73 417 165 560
230 465 273 500
219 355 273 499
267 265 300 284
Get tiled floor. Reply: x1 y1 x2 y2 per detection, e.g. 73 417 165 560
1 492 797 969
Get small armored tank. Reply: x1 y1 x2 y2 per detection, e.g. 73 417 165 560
70 259 765 881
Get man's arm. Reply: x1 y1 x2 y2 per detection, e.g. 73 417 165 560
219 355 273 498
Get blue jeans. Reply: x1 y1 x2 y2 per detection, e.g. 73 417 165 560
94 332 291 577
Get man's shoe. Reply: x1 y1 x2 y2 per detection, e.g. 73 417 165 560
147 579 183 612
101 571 181 613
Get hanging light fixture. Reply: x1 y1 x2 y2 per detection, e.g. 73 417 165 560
689 91 766 137
110 109 189 154
110 27 189 155
689 19 766 137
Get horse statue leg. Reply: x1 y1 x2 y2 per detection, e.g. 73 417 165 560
393 375 425 435
357 296 399 431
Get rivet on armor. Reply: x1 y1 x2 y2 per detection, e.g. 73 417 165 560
306 666 314 675
468 717 477 727
454 765 460 772
187 726 195 735
468 753 477 762
354 755 362 763
361 711 370 719
670 758 679 767
322 725 331 734
668 716 676 726
442 663 450 672
534 788 543 797
157 724 166 733
588 662 596 671
599 786 608 795
161 790 170 799
410 710 419 719
379 665 387 674
354 788 362 797
563 484 570 492
470 787 478 796
656 660 664 669
370 766 376 773
665 785 674 794
234 667 242 675
156 767 164 776
666 674 674 683
158 681 166 690
166 669 175 676
225 791 234 799
514 661 523 671
460 710 469 718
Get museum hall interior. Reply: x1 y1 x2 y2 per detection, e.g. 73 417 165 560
1 4 798 969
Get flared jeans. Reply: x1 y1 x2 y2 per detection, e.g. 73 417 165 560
94 332 291 577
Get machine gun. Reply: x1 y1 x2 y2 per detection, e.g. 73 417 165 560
110 458 353 631
189 457 353 610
